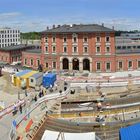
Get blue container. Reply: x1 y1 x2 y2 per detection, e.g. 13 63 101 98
43 73 56 88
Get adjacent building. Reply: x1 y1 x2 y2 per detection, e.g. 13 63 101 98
22 48 41 69
0 44 38 64
0 28 20 48
115 33 140 71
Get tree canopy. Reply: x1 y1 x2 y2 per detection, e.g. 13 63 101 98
21 32 41 40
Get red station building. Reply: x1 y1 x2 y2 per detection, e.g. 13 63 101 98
1 24 140 72
40 24 116 72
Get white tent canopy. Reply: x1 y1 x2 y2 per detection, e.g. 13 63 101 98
41 130 95 140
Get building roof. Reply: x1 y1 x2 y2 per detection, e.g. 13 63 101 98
116 49 140 54
20 71 38 79
0 44 36 51
15 70 32 77
120 123 140 140
42 24 114 33
30 72 43 79
43 73 56 78
24 49 41 54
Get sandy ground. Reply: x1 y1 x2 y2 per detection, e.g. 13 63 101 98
0 72 22 107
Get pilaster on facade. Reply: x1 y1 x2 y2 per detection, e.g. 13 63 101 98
69 62 72 71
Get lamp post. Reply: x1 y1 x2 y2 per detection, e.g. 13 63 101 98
18 91 20 100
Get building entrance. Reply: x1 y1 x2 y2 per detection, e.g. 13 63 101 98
62 58 69 69
83 59 90 71
72 58 79 70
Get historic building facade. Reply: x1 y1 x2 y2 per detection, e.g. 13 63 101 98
22 49 41 69
2 24 140 73
0 44 38 64
41 24 116 72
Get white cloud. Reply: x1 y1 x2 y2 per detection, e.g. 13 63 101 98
0 13 139 32
98 18 140 31
0 12 21 20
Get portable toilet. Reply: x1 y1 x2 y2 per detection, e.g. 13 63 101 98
20 71 38 88
29 72 43 88
43 73 56 88
14 70 31 86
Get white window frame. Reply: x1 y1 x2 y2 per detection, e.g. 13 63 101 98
72 33 78 43
128 60 133 69
83 45 88 53
52 61 57 69
106 62 111 71
105 45 110 53
72 45 78 53
45 36 48 43
118 61 123 70
96 62 101 71
96 46 101 53
63 35 67 43
83 36 88 43
46 62 48 68
52 45 56 53
24 58 27 65
52 35 56 43
106 36 110 42
96 36 101 42
30 59 34 66
36 59 40 66
63 46 67 53
45 45 48 53
138 60 140 69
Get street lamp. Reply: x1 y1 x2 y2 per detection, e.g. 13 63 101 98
18 91 20 100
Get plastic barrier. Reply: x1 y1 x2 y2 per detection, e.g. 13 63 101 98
0 100 25 119
25 119 33 132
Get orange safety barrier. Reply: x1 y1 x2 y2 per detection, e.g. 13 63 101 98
25 119 33 132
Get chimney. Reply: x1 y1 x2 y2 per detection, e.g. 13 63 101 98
53 25 55 29
46 26 49 30
102 23 104 27
112 26 114 30
72 24 76 27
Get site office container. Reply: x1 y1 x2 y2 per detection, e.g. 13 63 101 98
43 73 56 88
13 70 31 86
29 72 43 88
20 71 38 88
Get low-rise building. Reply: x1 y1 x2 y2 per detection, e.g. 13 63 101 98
22 49 41 69
0 44 38 64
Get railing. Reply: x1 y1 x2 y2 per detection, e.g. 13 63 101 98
9 88 70 140
0 100 25 119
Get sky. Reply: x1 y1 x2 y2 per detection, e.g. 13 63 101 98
0 0 140 32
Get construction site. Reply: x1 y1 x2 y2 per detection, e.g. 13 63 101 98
1 67 140 140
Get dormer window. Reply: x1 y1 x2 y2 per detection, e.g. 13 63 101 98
52 45 56 52
106 36 110 42
74 37 77 42
52 35 56 43
83 36 88 42
72 33 78 43
63 35 67 42
45 36 48 43
96 36 101 42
